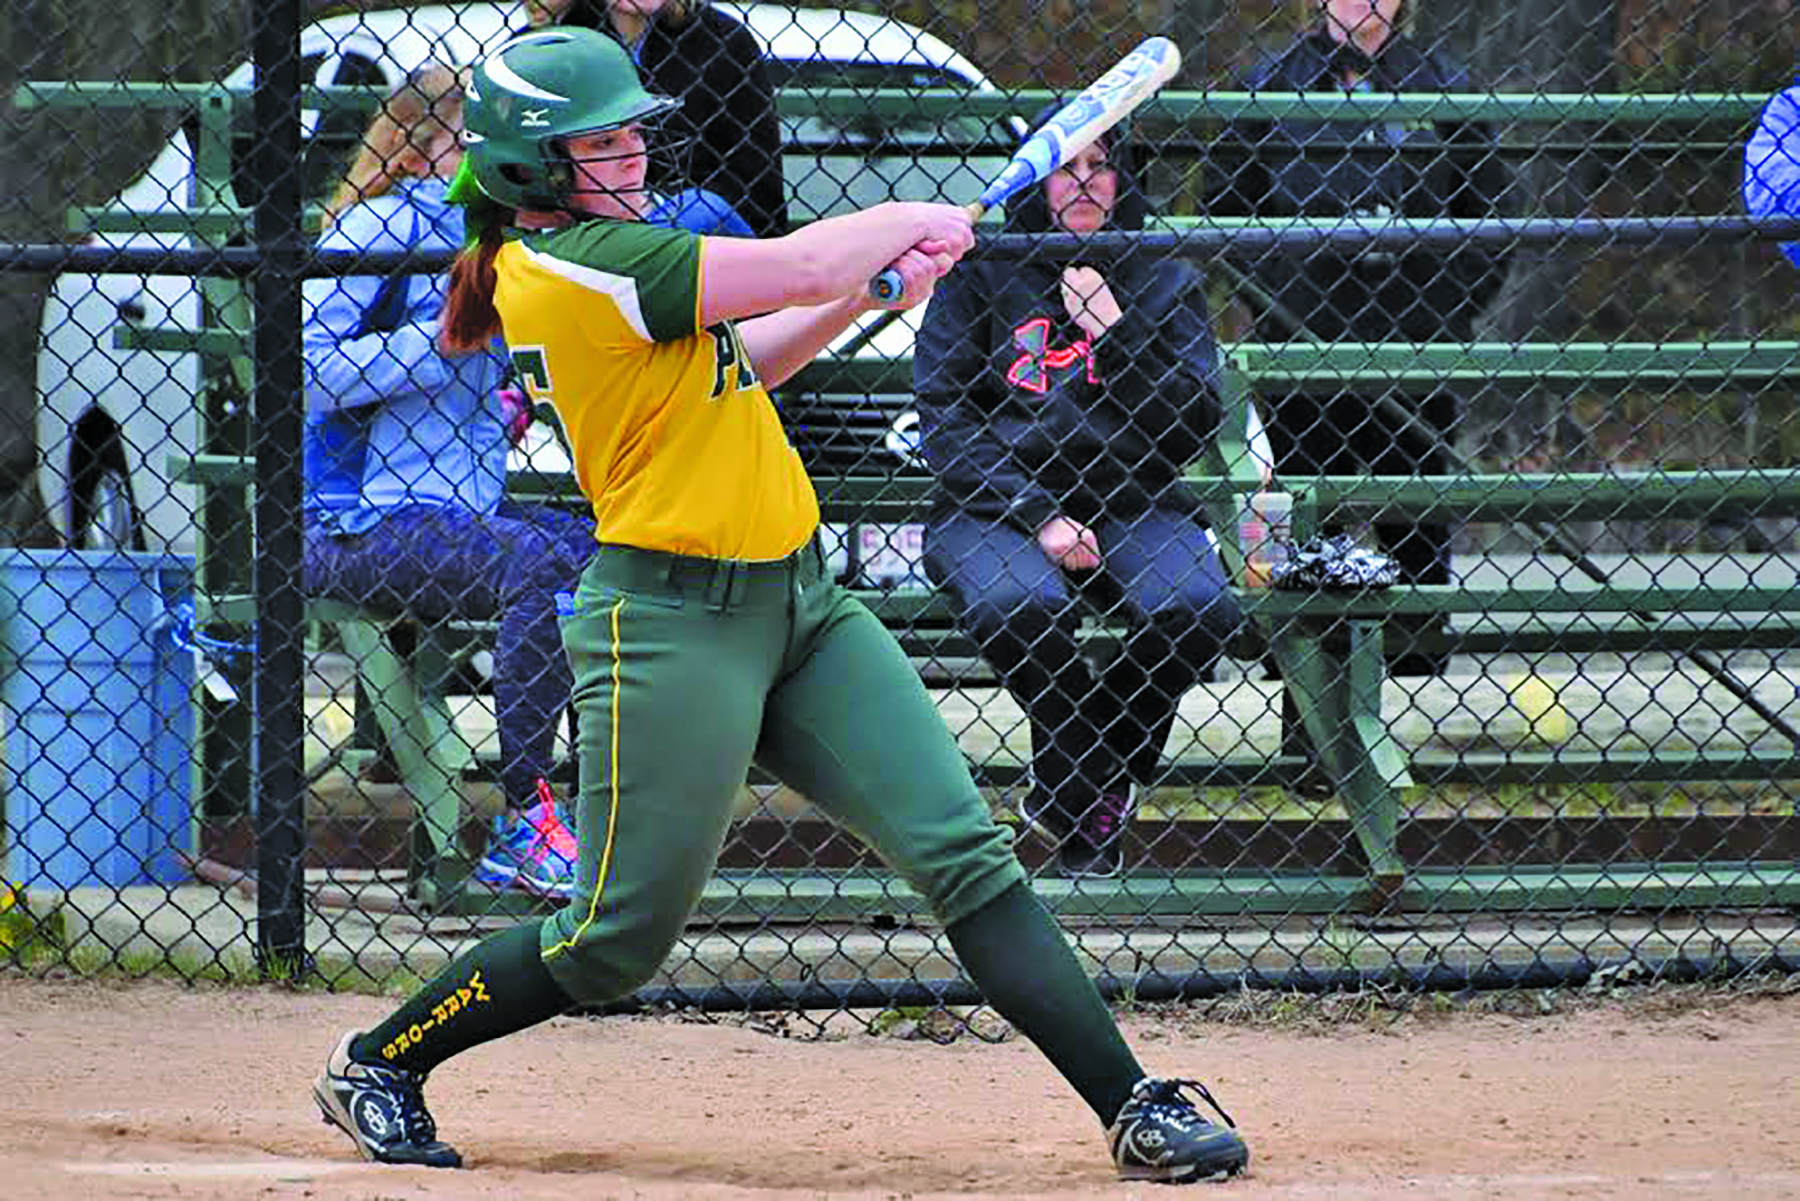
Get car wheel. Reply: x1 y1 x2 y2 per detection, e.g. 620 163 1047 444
68 406 147 552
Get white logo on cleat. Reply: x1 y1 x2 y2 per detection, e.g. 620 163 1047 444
357 1094 393 1138
1124 1126 1174 1164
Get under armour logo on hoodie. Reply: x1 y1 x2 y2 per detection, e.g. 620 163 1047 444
1006 316 1097 392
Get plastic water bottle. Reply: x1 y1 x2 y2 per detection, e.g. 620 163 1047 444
1237 491 1294 588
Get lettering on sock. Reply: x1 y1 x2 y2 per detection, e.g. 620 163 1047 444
381 970 492 1061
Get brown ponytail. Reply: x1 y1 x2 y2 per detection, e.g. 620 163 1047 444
438 222 506 355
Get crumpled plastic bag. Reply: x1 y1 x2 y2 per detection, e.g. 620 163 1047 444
1270 534 1400 590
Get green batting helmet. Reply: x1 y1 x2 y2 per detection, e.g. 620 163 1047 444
462 26 681 210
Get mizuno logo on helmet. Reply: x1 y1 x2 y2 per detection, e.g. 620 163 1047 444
487 50 572 104
520 108 551 128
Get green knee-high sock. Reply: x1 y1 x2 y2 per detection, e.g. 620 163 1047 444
351 921 572 1076
945 880 1145 1125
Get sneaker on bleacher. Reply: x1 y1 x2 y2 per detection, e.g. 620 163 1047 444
474 793 578 899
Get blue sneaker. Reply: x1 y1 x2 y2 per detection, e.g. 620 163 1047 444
474 788 578 899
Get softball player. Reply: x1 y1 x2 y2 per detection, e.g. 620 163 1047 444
311 27 1249 1185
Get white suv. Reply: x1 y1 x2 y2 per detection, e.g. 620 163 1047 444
37 2 1011 557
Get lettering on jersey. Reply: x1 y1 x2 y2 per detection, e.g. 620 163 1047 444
380 970 493 1061
706 321 758 399
1006 316 1095 393
511 346 553 400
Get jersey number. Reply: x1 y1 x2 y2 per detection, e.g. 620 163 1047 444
511 346 553 399
707 322 757 399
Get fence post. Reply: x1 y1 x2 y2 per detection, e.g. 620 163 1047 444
250 0 308 976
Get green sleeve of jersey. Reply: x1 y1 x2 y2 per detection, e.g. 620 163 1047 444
531 221 702 343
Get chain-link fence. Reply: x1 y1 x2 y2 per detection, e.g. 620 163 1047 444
2 0 1798 1015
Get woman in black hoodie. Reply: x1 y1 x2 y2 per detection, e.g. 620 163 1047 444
915 115 1241 878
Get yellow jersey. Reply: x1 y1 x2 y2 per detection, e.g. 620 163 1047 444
492 220 819 561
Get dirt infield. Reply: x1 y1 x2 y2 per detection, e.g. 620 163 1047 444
4 975 1796 1200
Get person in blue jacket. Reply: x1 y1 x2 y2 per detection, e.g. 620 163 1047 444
646 184 755 237
1744 80 1800 268
302 64 592 898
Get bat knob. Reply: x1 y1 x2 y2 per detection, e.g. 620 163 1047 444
869 268 904 303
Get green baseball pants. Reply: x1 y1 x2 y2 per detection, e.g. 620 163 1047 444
539 537 1026 1003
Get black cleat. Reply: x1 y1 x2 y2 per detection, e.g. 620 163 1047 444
1057 789 1133 878
1017 788 1070 847
1108 1076 1249 1184
312 1031 462 1168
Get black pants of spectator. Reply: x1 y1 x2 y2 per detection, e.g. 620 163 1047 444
1267 389 1458 677
1264 389 1458 586
924 506 1241 830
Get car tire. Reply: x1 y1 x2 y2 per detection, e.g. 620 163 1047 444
67 406 147 552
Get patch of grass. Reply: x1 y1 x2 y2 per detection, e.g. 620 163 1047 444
863 1005 1011 1044
1319 920 1372 973
1559 785 1605 818
1490 783 1538 816
1584 781 1623 813
1135 971 1800 1035
287 958 432 998
868 1004 934 1037
11 942 256 986
0 884 64 960
1139 778 1794 821
2 925 422 999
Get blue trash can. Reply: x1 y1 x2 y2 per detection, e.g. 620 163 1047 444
0 549 196 889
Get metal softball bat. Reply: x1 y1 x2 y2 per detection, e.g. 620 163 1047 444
868 35 1183 303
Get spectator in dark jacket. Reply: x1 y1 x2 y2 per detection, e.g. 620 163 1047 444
528 0 788 238
915 116 1242 878
1212 0 1511 673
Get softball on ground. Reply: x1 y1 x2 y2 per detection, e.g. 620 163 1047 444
1508 672 1570 745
